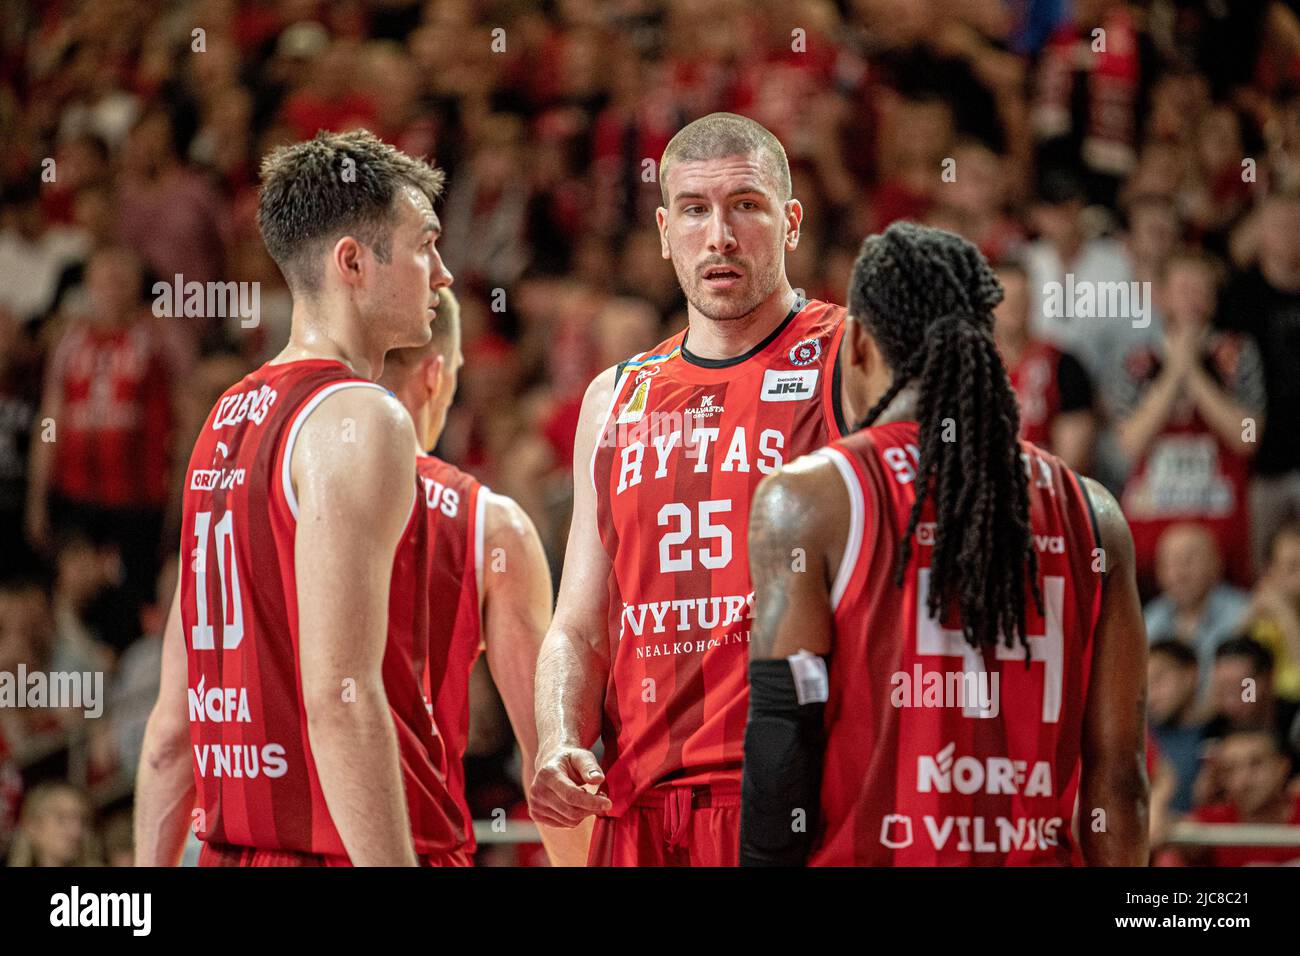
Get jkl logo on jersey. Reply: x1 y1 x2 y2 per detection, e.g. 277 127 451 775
761 368 819 402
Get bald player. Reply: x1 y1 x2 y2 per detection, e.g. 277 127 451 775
379 288 592 866
532 112 851 866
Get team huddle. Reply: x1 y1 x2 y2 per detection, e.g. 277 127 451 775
134 112 1149 868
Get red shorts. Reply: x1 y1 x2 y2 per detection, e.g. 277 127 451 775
198 841 472 867
587 782 740 867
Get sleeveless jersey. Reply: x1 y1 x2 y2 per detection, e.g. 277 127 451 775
592 297 847 814
180 358 464 857
415 453 487 852
810 420 1103 866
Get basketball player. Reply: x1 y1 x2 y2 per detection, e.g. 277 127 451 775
531 113 850 866
134 130 466 866
377 288 592 866
738 223 1149 865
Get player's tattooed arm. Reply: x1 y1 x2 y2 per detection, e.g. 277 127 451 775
747 454 848 661
1078 476 1150 866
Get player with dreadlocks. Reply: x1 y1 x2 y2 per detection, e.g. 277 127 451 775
738 222 1149 865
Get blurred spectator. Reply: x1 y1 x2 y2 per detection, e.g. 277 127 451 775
0 178 87 325
5 781 99 866
110 558 177 782
1222 193 1300 569
100 810 134 867
440 114 533 290
49 530 117 677
115 107 227 289
1203 636 1300 752
1022 169 1140 382
1114 250 1265 589
930 139 1025 264
0 580 70 761
0 725 20 860
0 306 42 579
25 246 178 649
1031 0 1152 207
1121 193 1181 314
1240 521 1300 702
1178 729 1300 867
1147 638 1207 815
993 259 1096 473
1144 522 1249 695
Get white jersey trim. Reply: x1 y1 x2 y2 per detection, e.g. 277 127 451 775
281 381 392 521
815 446 865 613
475 485 491 610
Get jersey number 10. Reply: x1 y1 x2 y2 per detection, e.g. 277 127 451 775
190 510 245 650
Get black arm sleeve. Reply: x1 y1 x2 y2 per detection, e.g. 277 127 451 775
739 657 827 867
1056 350 1094 414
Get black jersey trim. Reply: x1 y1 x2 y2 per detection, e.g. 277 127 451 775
681 296 806 369
1072 468 1104 561
830 330 851 437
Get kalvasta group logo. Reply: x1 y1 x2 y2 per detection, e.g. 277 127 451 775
789 337 822 366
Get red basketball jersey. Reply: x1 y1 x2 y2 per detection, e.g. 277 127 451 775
1007 339 1063 450
180 359 464 857
592 297 847 814
49 321 175 508
810 420 1103 866
415 453 487 852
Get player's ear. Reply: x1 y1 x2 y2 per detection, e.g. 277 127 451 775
846 318 875 370
783 199 802 251
656 206 671 259
332 236 364 287
425 354 446 398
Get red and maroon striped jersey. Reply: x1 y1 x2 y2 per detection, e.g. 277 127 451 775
809 420 1103 865
592 297 847 814
414 452 487 852
180 359 464 858
49 321 175 508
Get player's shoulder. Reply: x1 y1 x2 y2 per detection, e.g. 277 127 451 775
481 487 537 544
752 447 849 536
797 296 847 328
295 381 415 471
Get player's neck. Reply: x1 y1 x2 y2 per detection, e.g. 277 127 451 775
683 283 798 360
872 383 920 427
273 302 383 381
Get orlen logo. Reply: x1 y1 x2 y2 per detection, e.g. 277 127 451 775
917 743 1053 797
212 385 277 430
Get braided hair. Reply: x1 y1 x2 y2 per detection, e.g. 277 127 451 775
848 222 1042 654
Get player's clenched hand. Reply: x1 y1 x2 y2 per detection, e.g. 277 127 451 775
528 746 611 827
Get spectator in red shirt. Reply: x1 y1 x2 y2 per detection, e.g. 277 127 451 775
25 246 177 649
993 259 1096 473
1114 249 1266 591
